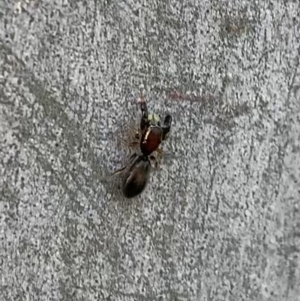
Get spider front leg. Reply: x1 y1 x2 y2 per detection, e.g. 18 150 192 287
138 97 149 133
162 114 172 141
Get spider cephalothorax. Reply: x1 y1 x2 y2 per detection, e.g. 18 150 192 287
139 103 172 157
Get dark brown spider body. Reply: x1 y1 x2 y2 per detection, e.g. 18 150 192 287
121 154 151 198
112 98 172 198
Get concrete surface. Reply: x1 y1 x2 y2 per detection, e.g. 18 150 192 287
1 0 300 300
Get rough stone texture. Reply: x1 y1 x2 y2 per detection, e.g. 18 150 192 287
0 0 300 300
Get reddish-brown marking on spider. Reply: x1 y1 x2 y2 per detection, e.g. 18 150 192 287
140 126 163 156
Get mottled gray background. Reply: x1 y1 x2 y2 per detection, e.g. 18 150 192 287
0 0 300 300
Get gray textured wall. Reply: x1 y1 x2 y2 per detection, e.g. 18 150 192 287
1 0 300 300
